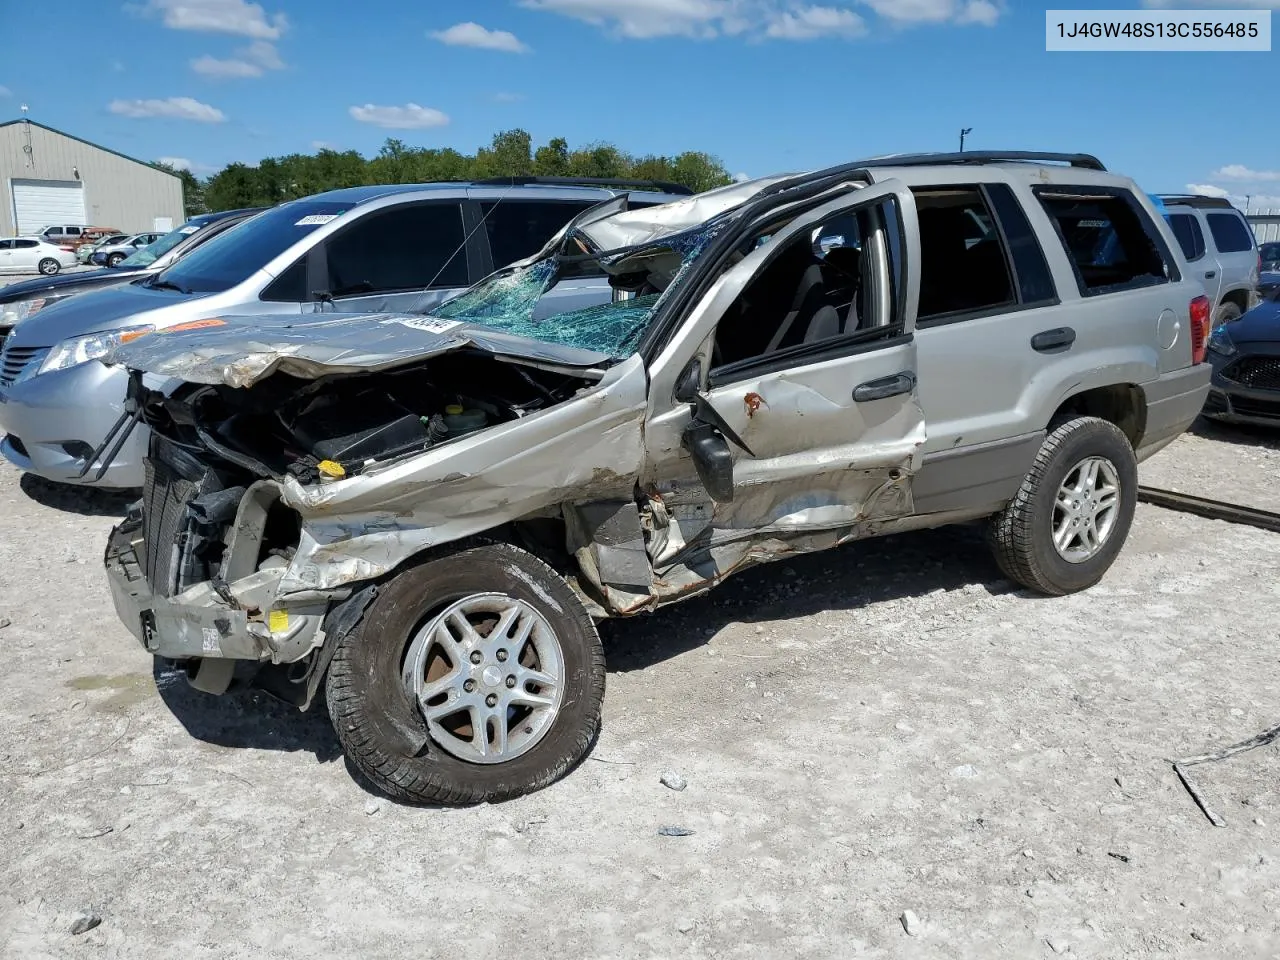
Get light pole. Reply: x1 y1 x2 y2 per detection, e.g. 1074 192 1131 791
959 127 973 152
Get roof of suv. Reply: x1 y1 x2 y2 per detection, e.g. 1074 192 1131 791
308 179 694 205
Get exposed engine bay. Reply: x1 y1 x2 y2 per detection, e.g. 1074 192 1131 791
135 350 597 485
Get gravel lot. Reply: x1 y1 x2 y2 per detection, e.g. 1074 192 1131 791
1 419 1278 959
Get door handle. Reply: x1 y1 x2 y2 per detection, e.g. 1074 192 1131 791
853 372 915 403
1204 271 1216 279
1031 327 1076 353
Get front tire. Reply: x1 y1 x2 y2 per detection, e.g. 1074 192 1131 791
107 253 125 267
325 541 605 805
988 417 1138 596
37 258 59 275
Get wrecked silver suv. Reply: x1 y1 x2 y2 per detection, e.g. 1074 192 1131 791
103 153 1210 804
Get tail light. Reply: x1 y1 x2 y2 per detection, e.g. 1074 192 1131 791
1189 295 1211 364
59 245 74 252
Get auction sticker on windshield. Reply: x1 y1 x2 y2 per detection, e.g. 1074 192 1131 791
387 317 464 334
295 214 340 226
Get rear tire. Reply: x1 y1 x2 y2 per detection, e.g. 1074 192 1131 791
1214 301 1242 327
988 417 1138 596
325 541 605 805
37 258 59 275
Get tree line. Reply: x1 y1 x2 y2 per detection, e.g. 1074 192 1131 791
154 129 734 218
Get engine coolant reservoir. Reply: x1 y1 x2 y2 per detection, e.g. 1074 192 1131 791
443 404 487 437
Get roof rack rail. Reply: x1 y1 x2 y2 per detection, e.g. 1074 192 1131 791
1155 193 1235 210
472 176 694 195
856 151 1107 171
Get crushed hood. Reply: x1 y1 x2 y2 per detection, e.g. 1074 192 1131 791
105 310 612 388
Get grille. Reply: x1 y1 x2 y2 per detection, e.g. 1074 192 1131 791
1223 356 1280 391
141 456 201 597
0 344 50 386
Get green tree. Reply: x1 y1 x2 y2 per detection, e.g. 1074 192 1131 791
152 161 207 218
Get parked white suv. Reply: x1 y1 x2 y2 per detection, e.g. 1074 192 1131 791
1159 195 1259 325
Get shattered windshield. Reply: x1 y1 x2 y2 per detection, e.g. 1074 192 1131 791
430 221 724 358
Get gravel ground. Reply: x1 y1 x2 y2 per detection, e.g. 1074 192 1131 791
1 417 1279 958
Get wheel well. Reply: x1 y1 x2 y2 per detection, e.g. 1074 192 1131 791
1221 289 1249 313
1048 384 1146 448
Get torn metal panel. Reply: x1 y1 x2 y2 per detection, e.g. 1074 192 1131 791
106 309 613 388
270 355 649 599
564 500 654 613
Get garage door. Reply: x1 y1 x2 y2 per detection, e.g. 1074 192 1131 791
11 179 87 235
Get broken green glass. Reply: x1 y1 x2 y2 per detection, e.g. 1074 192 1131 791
428 221 726 358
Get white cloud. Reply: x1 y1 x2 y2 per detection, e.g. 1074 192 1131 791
1186 183 1231 198
1185 184 1280 210
109 96 227 122
857 0 1000 25
191 40 284 78
1212 164 1280 183
138 0 288 39
430 22 530 52
733 171 751 181
521 0 1001 38
492 91 527 103
767 5 867 37
348 103 451 130
156 156 193 170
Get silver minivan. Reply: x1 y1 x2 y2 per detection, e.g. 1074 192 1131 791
0 180 688 487
1159 194 1260 325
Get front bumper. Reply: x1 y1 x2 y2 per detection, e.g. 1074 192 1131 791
0 359 147 487
105 496 330 664
1205 351 1280 427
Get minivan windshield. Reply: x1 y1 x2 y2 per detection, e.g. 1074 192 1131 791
430 221 722 357
120 220 211 268
146 201 356 294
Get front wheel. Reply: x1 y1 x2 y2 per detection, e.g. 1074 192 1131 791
107 253 125 267
325 541 605 805
988 417 1138 596
37 258 60 275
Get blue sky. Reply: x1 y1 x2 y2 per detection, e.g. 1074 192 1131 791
2 0 1278 205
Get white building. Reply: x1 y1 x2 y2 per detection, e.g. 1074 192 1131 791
0 118 184 237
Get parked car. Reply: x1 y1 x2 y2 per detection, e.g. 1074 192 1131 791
38 225 91 248
1260 270 1280 301
0 180 690 488
92 232 165 268
77 233 130 265
100 152 1209 804
1204 295 1280 424
0 237 77 275
1159 194 1260 325
0 209 265 345
1260 242 1280 273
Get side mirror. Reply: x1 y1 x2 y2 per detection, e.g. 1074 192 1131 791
674 358 702 404
681 421 735 503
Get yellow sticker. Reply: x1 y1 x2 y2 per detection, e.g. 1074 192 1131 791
268 609 289 633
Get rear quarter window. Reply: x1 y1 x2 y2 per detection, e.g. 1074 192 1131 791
1206 212 1255 254
1034 188 1175 297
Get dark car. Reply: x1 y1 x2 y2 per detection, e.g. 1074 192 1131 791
0 208 265 344
1260 242 1280 272
1260 270 1280 301
1204 297 1280 425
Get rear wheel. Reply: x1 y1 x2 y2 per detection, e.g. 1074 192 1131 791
1214 301 1242 327
325 541 605 805
37 258 59 275
988 417 1138 596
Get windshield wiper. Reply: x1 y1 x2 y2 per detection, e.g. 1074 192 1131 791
146 278 191 294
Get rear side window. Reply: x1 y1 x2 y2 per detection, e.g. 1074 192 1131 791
479 200 595 271
323 202 467 295
1166 213 1206 261
15 239 38 249
261 259 308 302
1206 212 1255 253
1034 188 1173 296
983 184 1057 305
913 186 1016 322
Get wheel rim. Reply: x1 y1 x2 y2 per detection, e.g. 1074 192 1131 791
401 593 565 765
39 259 57 274
1052 455 1121 564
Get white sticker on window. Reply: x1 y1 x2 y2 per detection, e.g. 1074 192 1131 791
295 214 339 226
391 317 463 334
179 226 199 234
